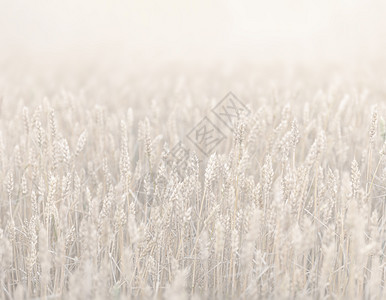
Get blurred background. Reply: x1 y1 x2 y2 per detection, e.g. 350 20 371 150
0 0 385 67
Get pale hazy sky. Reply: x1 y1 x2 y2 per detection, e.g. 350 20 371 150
0 0 385 64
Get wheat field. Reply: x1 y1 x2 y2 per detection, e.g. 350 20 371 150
1 1 386 299
0 64 385 299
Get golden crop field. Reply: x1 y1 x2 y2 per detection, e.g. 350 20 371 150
0 1 385 299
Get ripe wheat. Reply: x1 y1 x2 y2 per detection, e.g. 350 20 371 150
0 68 385 299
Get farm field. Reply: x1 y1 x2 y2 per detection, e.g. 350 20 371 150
0 62 385 299
1 0 386 299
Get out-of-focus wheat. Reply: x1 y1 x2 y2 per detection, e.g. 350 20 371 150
0 66 385 300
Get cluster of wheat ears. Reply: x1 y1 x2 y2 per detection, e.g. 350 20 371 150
0 70 385 300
